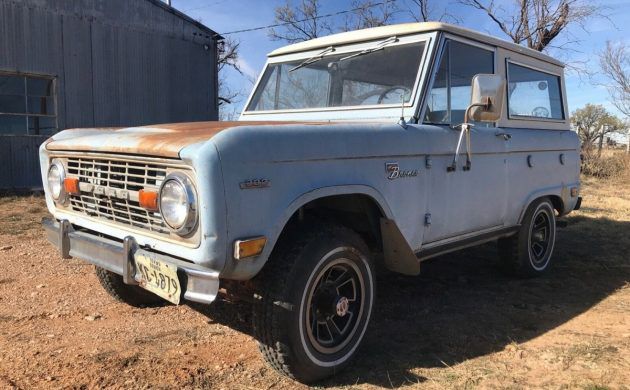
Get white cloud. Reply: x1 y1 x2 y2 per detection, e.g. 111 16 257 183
236 57 259 81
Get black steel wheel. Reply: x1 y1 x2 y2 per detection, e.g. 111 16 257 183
252 223 374 383
528 206 553 270
499 198 556 277
304 257 365 356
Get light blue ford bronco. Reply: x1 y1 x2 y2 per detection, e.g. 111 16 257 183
41 22 581 382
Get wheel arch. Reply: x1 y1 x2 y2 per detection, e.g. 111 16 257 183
262 185 420 277
518 188 565 224
267 186 394 255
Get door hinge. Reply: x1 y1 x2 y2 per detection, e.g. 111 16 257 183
424 213 432 226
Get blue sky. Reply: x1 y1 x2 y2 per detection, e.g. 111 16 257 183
172 0 630 120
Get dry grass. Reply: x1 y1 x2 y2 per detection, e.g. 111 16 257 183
581 150 630 179
0 195 49 236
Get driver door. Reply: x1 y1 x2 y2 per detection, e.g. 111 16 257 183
421 38 508 244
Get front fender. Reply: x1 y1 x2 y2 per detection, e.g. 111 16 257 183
220 185 394 281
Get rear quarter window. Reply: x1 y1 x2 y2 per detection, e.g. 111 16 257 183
507 62 564 120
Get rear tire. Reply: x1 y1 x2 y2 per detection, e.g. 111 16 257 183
95 267 164 307
498 198 556 277
252 223 375 383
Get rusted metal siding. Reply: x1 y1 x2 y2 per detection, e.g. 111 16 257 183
0 0 220 189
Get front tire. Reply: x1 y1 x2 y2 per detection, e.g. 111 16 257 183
95 267 164 307
252 223 375 383
498 198 557 277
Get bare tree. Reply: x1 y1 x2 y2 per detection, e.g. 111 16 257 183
217 38 245 120
218 38 241 75
343 0 399 31
600 41 630 153
458 0 601 52
270 0 402 41
269 0 333 43
405 0 460 23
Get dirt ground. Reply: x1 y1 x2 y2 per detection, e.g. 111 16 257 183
0 177 629 390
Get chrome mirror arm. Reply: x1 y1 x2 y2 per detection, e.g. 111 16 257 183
447 100 489 172
447 122 472 172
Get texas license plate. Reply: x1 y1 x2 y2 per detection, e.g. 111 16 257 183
134 253 181 305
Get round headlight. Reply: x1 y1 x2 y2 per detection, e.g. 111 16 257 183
159 172 197 235
47 161 65 201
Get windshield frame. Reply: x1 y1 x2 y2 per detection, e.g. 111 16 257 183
241 32 436 120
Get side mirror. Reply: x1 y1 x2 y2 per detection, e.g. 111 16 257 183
448 74 506 173
467 74 506 123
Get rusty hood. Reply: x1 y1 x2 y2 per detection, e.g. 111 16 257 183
45 121 316 158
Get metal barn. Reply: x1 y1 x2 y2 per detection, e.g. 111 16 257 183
0 0 221 189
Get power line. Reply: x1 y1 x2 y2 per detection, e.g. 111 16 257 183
182 0 230 13
212 0 397 37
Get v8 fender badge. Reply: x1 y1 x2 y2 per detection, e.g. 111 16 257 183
240 178 271 189
386 162 418 180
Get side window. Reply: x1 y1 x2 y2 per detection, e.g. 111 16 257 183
507 62 564 120
424 40 494 126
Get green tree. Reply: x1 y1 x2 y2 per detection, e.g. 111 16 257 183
571 104 623 156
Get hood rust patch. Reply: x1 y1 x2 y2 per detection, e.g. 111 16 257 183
46 121 326 158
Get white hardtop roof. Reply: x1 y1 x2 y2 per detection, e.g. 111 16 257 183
268 22 564 67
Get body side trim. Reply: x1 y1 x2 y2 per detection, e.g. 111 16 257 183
417 225 520 261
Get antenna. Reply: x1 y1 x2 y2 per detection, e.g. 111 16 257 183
398 93 407 128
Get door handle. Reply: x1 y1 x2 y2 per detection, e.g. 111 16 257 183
495 132 511 141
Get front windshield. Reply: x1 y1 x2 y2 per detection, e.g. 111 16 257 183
246 41 426 112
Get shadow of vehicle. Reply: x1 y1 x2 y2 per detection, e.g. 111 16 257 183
190 215 630 387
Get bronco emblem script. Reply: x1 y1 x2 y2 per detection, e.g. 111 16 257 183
385 162 418 180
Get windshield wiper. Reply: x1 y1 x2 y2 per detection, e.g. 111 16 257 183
289 46 335 72
339 36 398 62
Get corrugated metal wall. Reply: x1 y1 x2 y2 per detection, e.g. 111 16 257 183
0 136 48 190
0 0 219 189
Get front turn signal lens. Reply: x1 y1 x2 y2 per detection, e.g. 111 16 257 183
63 177 80 195
234 237 267 260
139 190 159 211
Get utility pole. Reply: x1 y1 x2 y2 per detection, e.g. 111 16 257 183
598 124 608 157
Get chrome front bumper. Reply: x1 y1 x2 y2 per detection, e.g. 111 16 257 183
42 217 219 304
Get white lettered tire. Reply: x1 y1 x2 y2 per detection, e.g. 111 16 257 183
252 223 375 383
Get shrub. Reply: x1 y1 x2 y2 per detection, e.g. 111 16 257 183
581 152 630 179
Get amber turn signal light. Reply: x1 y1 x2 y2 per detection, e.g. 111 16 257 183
234 237 266 260
63 177 80 195
139 190 159 211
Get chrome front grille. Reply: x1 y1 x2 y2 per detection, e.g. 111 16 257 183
67 157 167 191
65 156 170 235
